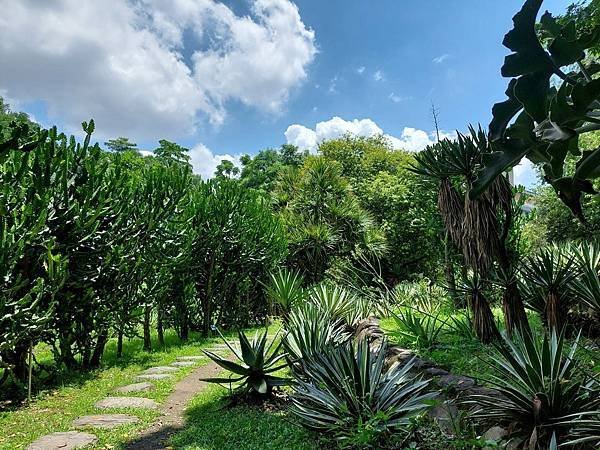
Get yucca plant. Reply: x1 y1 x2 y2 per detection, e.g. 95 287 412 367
202 327 290 395
520 244 579 331
570 241 600 318
290 338 435 448
308 282 370 326
264 268 305 319
389 308 447 350
466 330 600 448
447 313 478 342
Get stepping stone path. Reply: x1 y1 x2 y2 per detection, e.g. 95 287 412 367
95 396 159 410
135 373 173 381
73 414 139 429
171 361 196 367
115 382 154 393
142 366 178 374
28 344 235 449
27 431 97 450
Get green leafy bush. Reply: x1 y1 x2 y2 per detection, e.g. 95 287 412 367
290 339 435 448
202 328 290 396
467 329 600 448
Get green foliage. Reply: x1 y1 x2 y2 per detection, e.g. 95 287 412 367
104 136 137 152
153 139 191 170
274 155 386 283
472 0 600 220
184 179 287 335
320 135 443 281
202 328 289 395
467 330 600 448
290 339 435 448
214 159 240 178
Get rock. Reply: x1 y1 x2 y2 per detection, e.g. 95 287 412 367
384 348 414 371
115 382 154 393
142 366 178 374
425 367 449 376
355 317 384 342
428 399 458 433
135 374 173 381
27 431 97 450
176 356 203 361
411 357 436 370
95 396 159 410
483 426 508 441
436 374 476 392
170 361 196 367
73 414 139 429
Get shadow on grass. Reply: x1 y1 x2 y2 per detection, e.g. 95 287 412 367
167 386 320 450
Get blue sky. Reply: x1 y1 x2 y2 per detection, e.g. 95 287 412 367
0 0 570 183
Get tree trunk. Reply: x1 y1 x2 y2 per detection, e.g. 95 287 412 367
89 328 108 369
58 335 78 370
157 310 164 347
143 306 152 351
502 280 530 338
470 291 501 344
117 328 124 358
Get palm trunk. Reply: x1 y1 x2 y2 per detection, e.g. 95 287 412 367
502 280 530 337
545 291 565 332
157 310 165 347
470 290 500 344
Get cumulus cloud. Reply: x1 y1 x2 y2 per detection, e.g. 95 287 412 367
188 144 240 179
285 116 455 153
374 70 385 82
0 0 316 141
356 66 366 75
513 158 539 188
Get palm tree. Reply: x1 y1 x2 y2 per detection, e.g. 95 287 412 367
412 127 528 342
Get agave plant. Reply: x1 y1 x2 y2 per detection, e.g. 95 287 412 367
466 329 600 448
290 338 435 448
202 327 290 395
264 268 305 318
308 282 370 326
520 244 579 331
282 302 349 376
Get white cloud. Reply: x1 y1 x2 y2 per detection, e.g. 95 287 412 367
285 116 455 153
0 0 316 141
188 143 240 179
433 54 451 64
513 158 538 189
328 76 338 94
356 66 366 75
374 70 385 82
388 93 410 103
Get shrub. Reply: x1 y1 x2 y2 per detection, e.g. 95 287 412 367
202 327 290 396
570 241 600 318
265 268 305 318
290 338 435 448
466 330 600 448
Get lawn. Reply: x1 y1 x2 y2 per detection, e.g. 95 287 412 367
170 383 319 450
0 330 222 450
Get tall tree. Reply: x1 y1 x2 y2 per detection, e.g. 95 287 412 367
104 137 138 153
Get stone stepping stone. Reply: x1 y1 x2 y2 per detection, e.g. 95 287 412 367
95 396 159 410
177 355 203 361
135 374 173 381
27 431 97 450
142 366 178 374
170 361 196 367
73 414 139 429
115 382 154 393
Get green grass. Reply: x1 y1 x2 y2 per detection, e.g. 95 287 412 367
0 329 232 450
170 383 319 450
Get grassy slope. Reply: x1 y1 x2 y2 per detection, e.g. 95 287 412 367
170 383 318 450
0 330 222 450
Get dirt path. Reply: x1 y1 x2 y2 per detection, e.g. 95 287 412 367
125 360 224 450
